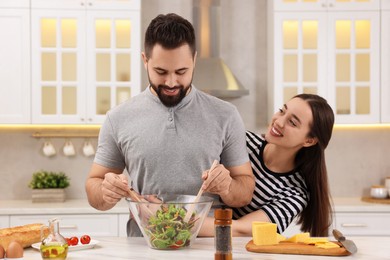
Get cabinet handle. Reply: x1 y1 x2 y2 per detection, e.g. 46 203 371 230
80 1 84 6
341 223 367 228
88 118 92 122
329 3 334 8
60 225 78 230
321 3 327 8
88 2 93 6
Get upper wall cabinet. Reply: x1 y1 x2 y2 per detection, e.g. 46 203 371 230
31 0 141 124
273 0 380 11
382 2 390 123
0 1 31 123
268 0 381 124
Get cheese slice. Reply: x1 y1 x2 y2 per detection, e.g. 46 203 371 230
276 233 286 243
252 222 278 246
303 237 329 245
315 242 341 249
286 232 310 243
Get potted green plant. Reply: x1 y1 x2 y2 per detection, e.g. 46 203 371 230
28 171 70 203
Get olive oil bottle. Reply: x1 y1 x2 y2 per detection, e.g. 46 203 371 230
40 218 68 260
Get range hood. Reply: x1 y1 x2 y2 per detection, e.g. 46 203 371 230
192 0 249 98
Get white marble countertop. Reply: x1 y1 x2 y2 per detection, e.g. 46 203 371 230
0 197 389 215
21 236 390 259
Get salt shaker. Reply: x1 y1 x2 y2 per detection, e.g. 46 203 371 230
214 208 232 260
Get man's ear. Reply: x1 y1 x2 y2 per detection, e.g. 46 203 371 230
303 137 318 147
193 51 197 68
141 52 148 69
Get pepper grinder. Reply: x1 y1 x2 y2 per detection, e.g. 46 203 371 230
214 208 233 260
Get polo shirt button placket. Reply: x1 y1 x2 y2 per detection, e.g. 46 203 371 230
168 108 175 129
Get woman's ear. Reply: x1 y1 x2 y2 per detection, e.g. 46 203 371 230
303 137 318 147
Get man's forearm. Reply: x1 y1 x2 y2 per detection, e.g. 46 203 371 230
85 178 116 211
220 175 255 207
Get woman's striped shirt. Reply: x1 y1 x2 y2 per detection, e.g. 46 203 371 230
233 131 309 234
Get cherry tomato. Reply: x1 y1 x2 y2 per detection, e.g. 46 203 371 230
80 235 91 245
65 237 71 245
69 236 79 246
169 240 183 249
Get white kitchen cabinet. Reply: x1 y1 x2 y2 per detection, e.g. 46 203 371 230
268 1 380 124
0 4 31 123
10 214 119 237
333 212 390 236
31 0 141 124
381 9 390 122
273 0 380 11
0 216 9 229
118 213 130 237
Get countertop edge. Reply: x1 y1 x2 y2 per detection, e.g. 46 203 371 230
0 197 389 215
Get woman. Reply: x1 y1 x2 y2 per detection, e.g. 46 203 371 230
199 93 334 237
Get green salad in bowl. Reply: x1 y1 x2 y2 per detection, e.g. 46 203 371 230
126 194 213 250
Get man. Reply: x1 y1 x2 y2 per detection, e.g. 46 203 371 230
85 13 254 236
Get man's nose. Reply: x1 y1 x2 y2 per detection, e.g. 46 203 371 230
165 74 178 87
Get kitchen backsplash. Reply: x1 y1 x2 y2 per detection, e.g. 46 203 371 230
0 128 390 200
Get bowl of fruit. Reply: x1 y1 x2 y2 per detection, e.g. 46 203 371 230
126 194 213 250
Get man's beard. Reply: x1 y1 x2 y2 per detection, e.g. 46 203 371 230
150 83 190 107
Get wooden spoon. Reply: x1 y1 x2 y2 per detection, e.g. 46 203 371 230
184 160 219 222
127 187 153 216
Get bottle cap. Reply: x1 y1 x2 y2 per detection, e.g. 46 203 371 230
214 208 232 220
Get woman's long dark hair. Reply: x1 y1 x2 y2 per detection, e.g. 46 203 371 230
293 94 335 237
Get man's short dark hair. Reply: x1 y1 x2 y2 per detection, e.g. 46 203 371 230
144 13 196 59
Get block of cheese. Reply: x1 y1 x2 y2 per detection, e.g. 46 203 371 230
286 232 310 243
252 221 278 246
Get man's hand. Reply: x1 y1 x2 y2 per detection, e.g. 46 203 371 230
101 173 130 204
201 164 232 196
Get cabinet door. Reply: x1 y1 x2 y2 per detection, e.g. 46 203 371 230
0 216 9 229
383 0 390 10
10 214 119 236
381 11 390 122
86 10 141 123
272 0 379 11
0 8 30 123
329 0 380 11
118 213 130 237
31 9 87 124
327 12 380 123
334 212 390 236
0 0 29 8
272 12 328 113
90 0 140 10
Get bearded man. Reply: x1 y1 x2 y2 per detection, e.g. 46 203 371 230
85 13 254 236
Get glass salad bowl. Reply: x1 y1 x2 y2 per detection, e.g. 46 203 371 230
126 194 213 250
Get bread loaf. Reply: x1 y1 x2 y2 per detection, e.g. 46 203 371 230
0 223 49 249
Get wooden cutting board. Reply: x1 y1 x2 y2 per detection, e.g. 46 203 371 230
361 196 390 204
246 240 351 256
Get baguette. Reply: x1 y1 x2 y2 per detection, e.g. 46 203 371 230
0 223 49 249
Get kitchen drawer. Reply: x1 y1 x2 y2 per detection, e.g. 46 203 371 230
0 215 9 229
334 213 390 236
10 214 118 237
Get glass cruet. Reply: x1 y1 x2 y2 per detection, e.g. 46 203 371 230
40 217 68 260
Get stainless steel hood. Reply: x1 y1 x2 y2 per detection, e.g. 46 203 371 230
192 0 249 98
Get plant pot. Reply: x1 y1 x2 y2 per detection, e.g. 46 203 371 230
31 188 66 203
